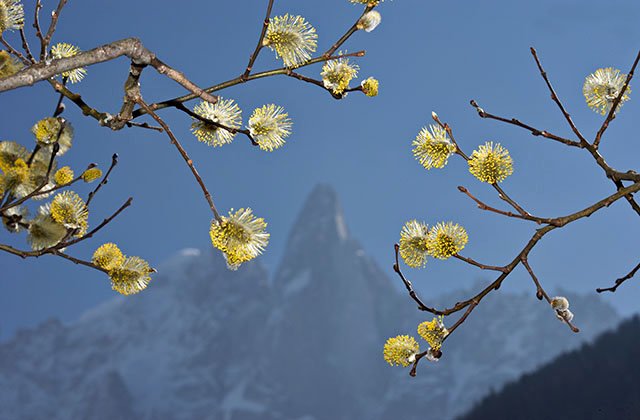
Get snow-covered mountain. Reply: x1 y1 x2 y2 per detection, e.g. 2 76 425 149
0 185 620 420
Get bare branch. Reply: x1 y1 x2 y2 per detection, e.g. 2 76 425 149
521 256 579 332
392 244 440 314
457 186 556 225
62 197 133 248
593 50 640 148
132 50 366 118
242 0 275 79
530 47 589 145
469 99 583 148
135 98 222 221
86 154 118 207
19 28 35 63
0 38 217 107
453 254 507 272
41 0 68 58
0 34 29 64
324 4 375 57
173 102 258 146
597 261 640 293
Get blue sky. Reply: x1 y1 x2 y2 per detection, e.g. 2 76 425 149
1 0 639 340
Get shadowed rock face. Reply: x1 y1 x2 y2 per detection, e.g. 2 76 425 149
0 185 621 420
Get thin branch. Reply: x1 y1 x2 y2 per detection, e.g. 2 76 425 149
397 182 640 351
432 113 533 217
521 256 579 332
1 140 60 212
285 70 344 99
19 28 35 63
470 84 640 217
324 4 375 57
33 0 44 57
597 261 640 293
62 197 133 248
149 56 218 104
52 77 67 117
0 198 132 263
469 99 583 148
242 0 275 79
593 50 640 148
492 183 532 218
614 178 640 217
125 121 163 132
51 250 108 273
0 35 29 64
392 244 440 314
86 154 118 207
136 98 222 221
41 0 68 58
0 169 85 213
173 102 258 146
132 50 366 118
410 301 478 377
453 254 507 272
530 47 589 145
457 186 555 225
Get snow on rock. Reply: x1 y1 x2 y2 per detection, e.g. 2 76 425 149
0 186 621 420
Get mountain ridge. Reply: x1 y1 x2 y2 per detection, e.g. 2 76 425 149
459 315 640 420
0 185 622 420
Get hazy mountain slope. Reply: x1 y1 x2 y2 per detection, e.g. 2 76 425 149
459 316 640 420
0 185 621 420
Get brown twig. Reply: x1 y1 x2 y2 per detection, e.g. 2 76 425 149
51 77 67 117
2 139 60 212
453 254 507 272
0 168 85 213
286 70 344 99
469 100 583 148
41 0 68 59
86 154 118 207
593 50 640 149
410 301 478 376
33 0 44 57
530 47 589 145
470 77 640 218
324 4 375 57
491 183 531 218
125 121 163 132
521 256 579 332
392 244 440 314
597 261 640 293
136 98 222 221
19 28 35 63
61 197 133 248
0 35 29 64
396 182 640 375
432 113 533 218
131 50 366 118
457 186 556 225
242 0 275 79
446 301 478 336
173 102 258 146
0 198 133 267
50 250 108 273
